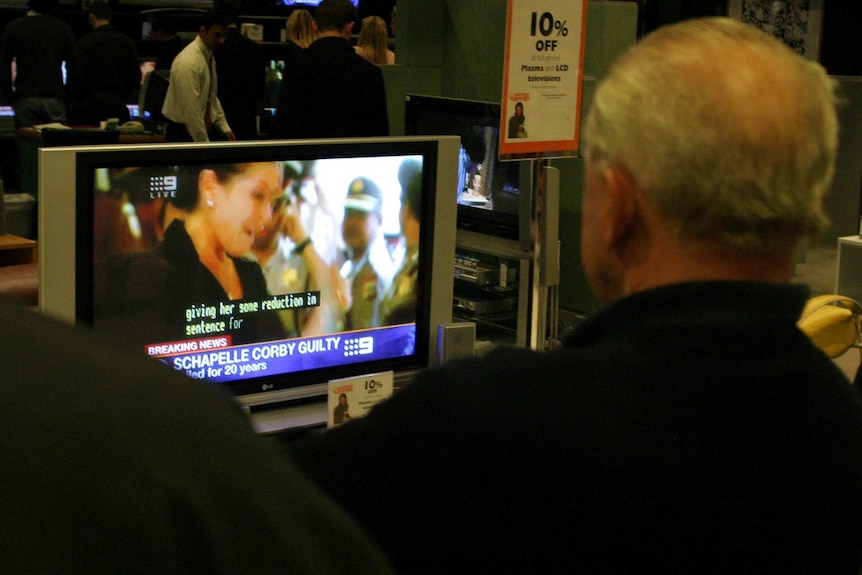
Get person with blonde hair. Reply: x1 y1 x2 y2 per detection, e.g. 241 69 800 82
287 17 862 573
285 8 315 48
354 15 394 66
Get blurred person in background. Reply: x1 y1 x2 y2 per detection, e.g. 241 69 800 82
70 0 140 126
286 8 316 48
354 15 394 66
0 0 80 128
162 10 235 142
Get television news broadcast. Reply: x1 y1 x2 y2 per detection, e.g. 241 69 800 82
91 154 424 387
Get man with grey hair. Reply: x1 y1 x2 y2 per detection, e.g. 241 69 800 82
286 18 862 573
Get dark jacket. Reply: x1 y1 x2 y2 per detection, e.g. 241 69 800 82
289 281 862 574
216 27 266 140
77 24 141 99
0 12 81 102
69 23 140 124
273 36 388 139
98 219 286 347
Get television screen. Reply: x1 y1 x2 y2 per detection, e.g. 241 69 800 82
39 137 459 426
117 0 212 6
404 94 531 243
275 0 358 6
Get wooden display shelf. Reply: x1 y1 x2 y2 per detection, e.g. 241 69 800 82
0 233 37 266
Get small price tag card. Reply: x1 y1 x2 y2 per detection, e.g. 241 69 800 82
327 370 394 428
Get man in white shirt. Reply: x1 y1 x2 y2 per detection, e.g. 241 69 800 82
162 11 235 142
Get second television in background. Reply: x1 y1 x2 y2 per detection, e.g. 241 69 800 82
404 94 532 244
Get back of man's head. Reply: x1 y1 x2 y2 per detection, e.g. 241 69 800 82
314 0 357 34
87 0 111 21
200 9 233 31
584 17 838 257
28 0 58 14
149 14 176 36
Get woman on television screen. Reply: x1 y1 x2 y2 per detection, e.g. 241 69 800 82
99 162 288 347
161 162 288 342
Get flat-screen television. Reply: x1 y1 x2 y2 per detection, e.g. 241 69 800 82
274 0 358 5
404 94 532 244
39 136 459 428
117 0 212 6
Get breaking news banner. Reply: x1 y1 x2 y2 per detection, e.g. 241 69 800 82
147 324 415 383
500 0 588 159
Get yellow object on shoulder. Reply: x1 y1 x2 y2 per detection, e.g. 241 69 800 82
797 295 862 358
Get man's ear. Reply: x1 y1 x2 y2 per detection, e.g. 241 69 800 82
604 168 641 248
344 21 355 37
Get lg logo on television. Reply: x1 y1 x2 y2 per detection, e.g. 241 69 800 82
344 336 374 357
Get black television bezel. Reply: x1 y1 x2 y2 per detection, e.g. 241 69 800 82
70 139 444 400
270 0 359 8
404 93 529 243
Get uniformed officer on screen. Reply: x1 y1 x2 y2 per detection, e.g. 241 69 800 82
340 176 396 330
